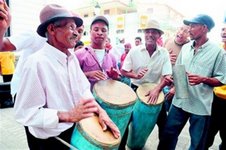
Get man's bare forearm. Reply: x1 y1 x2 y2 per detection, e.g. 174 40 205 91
202 77 223 87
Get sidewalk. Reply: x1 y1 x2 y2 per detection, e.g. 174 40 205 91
0 108 28 150
0 107 221 150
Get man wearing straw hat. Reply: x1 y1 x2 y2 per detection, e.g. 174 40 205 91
120 19 172 150
158 14 226 150
121 19 172 102
12 4 120 150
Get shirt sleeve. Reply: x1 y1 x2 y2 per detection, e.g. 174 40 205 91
110 53 118 69
8 32 46 51
14 58 59 129
212 50 226 84
162 49 172 75
121 50 133 72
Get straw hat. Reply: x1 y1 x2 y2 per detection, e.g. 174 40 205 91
37 4 83 37
143 19 164 35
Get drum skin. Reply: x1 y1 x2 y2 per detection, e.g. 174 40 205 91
93 79 137 137
127 83 164 149
70 115 120 150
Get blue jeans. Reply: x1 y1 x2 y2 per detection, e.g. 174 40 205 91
158 105 210 150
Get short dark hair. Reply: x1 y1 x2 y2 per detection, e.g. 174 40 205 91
74 41 84 49
135 37 142 41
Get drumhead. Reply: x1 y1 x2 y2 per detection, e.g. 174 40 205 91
93 79 137 106
136 83 164 105
79 115 121 146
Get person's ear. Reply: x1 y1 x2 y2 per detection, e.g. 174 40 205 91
47 24 56 36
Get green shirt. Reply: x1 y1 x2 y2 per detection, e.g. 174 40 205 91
172 40 226 115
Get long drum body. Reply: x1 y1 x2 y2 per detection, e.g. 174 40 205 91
71 116 120 150
93 79 137 137
127 83 164 149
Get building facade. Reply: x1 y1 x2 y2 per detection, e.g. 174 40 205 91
8 0 184 46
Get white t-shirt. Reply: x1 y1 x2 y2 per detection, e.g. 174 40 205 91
93 48 105 65
109 43 125 63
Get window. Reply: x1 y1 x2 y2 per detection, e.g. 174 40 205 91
104 9 110 15
116 29 124 34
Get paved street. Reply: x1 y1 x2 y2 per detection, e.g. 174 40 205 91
0 107 221 150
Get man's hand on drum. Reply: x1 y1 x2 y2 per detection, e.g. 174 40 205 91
106 67 121 80
135 67 148 79
57 99 98 123
85 70 107 80
98 107 121 139
145 87 160 104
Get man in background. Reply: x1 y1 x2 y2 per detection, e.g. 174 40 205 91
157 24 190 138
134 36 142 46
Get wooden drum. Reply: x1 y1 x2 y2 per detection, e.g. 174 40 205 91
93 79 137 137
127 83 164 149
71 115 120 150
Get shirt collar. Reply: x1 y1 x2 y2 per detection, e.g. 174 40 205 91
43 43 74 65
191 39 210 50
140 45 161 53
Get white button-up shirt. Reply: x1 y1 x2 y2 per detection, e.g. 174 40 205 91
14 43 93 139
8 32 46 97
122 45 172 85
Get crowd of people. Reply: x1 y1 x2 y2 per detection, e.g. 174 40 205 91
0 0 226 150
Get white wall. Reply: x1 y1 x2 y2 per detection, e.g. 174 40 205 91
9 0 78 35
10 1 46 34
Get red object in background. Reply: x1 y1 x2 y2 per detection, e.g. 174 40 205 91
157 37 163 47
105 43 112 51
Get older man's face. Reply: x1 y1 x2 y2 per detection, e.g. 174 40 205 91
144 29 161 45
188 23 207 40
50 18 79 49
